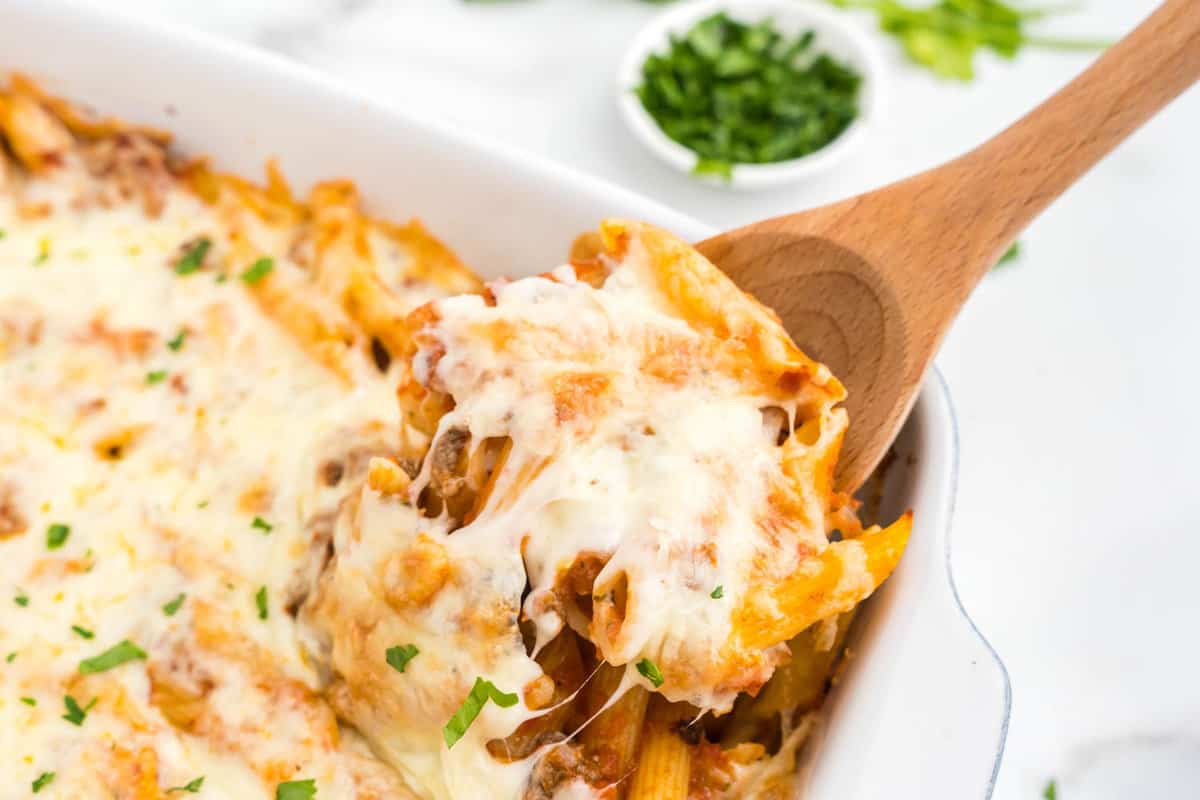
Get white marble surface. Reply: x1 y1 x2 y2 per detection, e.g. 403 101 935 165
87 1 1200 796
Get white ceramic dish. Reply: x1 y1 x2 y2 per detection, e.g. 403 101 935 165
617 0 884 190
0 1 1007 797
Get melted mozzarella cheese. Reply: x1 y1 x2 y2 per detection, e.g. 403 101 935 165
0 176 414 797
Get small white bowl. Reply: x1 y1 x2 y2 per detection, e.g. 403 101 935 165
618 0 884 190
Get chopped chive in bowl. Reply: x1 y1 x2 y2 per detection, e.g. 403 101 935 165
635 11 862 180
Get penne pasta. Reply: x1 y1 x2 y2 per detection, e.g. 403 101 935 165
627 697 692 800
581 664 650 789
734 513 912 651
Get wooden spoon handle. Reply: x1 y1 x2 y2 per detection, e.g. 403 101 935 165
916 0 1200 295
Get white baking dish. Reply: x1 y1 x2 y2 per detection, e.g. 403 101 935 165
0 1 1009 797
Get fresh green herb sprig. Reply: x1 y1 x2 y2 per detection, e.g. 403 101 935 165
276 779 317 800
442 677 519 748
825 0 1108 81
79 640 147 674
636 12 862 179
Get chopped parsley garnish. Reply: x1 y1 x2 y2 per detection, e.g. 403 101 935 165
146 370 168 385
824 0 1107 81
255 586 269 620
386 644 420 674
46 523 70 550
79 639 147 674
636 658 665 688
166 329 188 351
71 625 95 640
61 694 97 725
163 593 186 616
0 228 6 239
1043 779 1057 800
5 652 15 663
442 677 519 749
32 772 55 793
251 516 273 533
241 256 275 285
14 592 29 607
636 12 861 178
174 238 212 275
167 776 205 793
995 241 1021 268
276 779 317 800
20 696 36 706
710 585 724 599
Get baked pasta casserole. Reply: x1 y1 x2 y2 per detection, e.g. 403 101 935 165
0 75 911 799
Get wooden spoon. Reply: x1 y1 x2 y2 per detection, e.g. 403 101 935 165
697 0 1200 492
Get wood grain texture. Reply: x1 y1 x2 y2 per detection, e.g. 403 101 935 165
699 0 1200 491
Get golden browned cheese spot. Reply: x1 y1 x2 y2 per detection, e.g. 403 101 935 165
80 132 173 217
367 456 412 496
97 744 163 800
93 425 150 461
17 201 52 220
0 482 28 540
551 372 610 425
382 534 450 609
237 479 275 514
78 315 158 359
148 653 215 733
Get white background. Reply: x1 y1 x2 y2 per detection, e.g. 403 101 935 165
103 1 1200 796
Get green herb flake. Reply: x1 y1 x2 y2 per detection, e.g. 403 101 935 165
693 158 733 180
167 330 188 351
251 516 273 533
637 13 861 177
32 242 50 266
32 772 55 793
167 776 205 793
276 779 317 800
14 592 29 607
163 593 186 616
61 694 97 725
1043 779 1057 800
46 523 70 550
710 585 724 599
146 370 168 385
442 677 519 748
255 586 269 620
174 238 212 275
20 696 36 706
386 644 420 674
5 652 15 663
636 657 665 688
79 639 147 674
0 228 6 239
241 257 275 285
995 241 1021 268
71 625 95 640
